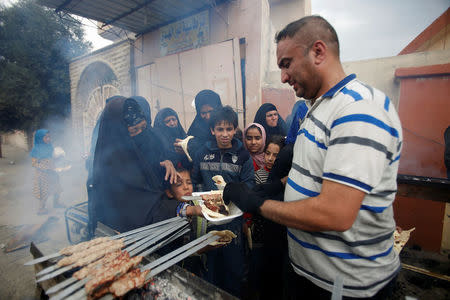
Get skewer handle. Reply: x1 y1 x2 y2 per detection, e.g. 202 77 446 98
24 252 61 266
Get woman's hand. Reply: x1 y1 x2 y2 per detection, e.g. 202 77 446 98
160 160 180 184
174 139 184 154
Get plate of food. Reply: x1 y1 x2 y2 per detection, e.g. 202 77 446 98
192 191 243 225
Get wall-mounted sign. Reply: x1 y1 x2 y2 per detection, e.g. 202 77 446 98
160 10 209 56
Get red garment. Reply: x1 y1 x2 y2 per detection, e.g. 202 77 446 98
252 159 260 171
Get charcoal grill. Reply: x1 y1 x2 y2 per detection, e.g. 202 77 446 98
30 203 237 300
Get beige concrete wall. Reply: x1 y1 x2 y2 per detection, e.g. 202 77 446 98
1 131 27 151
269 0 311 33
342 49 450 109
133 0 310 125
262 49 450 120
134 0 266 126
264 49 450 112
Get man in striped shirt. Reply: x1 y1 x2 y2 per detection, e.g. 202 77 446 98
224 15 402 299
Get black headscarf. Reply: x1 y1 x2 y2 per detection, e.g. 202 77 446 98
254 103 287 137
187 90 222 156
92 97 178 232
153 108 189 168
154 108 186 143
129 96 152 126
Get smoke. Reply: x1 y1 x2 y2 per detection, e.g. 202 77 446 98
0 115 88 229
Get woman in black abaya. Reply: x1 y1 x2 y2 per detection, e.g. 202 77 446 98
182 90 222 157
153 108 189 168
92 97 191 232
254 103 288 138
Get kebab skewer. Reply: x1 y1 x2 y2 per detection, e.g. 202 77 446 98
36 219 188 279
58 232 227 300
46 225 190 295
50 252 143 300
25 216 183 266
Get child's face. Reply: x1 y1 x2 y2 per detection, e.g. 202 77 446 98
43 133 51 144
264 143 280 170
211 121 236 149
245 127 263 154
165 170 193 201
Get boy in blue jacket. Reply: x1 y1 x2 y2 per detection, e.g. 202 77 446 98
192 105 254 297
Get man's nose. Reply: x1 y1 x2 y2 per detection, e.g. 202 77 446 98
281 70 289 83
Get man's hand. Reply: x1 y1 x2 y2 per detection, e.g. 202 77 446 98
223 182 266 214
160 160 180 184
253 180 284 198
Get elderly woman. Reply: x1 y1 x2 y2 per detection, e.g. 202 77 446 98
91 97 201 232
254 103 288 138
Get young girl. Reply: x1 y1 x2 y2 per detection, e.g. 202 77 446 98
243 123 266 171
248 135 285 299
30 129 62 215
255 135 285 184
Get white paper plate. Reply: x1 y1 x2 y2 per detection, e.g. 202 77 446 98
192 192 243 225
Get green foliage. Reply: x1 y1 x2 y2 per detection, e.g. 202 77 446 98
0 0 92 133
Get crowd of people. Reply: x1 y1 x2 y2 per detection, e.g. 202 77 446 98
30 16 404 300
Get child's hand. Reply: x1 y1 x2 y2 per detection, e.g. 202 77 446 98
186 205 203 217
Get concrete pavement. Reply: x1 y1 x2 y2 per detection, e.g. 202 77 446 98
0 144 87 299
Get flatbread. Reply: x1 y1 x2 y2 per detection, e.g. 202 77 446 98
212 175 226 190
209 230 237 246
393 227 415 253
179 136 194 162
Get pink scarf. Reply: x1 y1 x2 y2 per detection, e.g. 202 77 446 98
243 123 266 170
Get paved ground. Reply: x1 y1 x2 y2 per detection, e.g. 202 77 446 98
0 143 87 299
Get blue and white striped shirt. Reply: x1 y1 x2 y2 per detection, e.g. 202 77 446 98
285 74 402 298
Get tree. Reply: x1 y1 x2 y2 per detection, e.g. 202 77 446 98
0 0 92 153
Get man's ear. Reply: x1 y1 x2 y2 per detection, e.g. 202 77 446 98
311 40 327 65
165 189 174 199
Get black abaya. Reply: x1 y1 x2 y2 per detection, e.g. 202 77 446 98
92 97 178 232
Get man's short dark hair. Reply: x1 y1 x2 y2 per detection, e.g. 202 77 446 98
209 105 238 129
275 15 340 57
